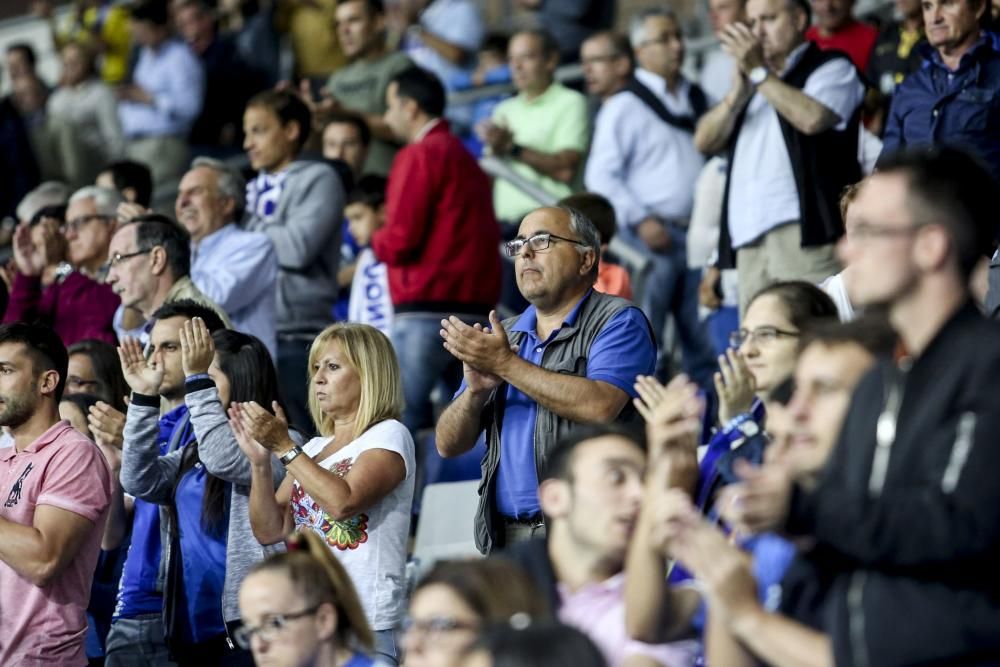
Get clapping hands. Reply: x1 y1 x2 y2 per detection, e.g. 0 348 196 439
118 337 164 397
180 317 215 377
229 401 292 454
715 348 756 424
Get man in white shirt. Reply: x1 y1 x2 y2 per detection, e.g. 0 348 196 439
584 9 716 386
176 157 278 356
694 0 865 314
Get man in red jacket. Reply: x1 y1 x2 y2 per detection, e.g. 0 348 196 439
374 66 502 433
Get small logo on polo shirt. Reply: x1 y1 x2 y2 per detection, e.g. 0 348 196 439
4 463 33 508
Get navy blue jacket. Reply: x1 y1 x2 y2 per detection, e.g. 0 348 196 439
880 35 1000 183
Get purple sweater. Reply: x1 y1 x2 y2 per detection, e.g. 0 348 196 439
4 271 119 346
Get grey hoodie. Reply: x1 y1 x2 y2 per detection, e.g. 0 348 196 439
245 159 344 335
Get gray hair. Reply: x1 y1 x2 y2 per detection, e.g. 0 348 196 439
16 181 72 222
191 156 247 219
68 186 124 217
562 206 601 284
629 7 679 49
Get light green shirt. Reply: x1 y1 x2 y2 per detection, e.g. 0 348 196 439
491 82 590 222
327 51 413 176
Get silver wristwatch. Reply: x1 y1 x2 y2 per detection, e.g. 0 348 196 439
749 66 769 87
279 445 304 466
54 262 73 283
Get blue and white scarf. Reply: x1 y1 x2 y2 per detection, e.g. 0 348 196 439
245 170 288 224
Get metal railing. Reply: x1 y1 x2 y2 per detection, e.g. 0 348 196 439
447 35 720 106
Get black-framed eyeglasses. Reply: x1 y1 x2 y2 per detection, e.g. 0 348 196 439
504 232 590 258
103 248 153 272
729 326 799 348
398 615 480 638
61 214 111 234
233 605 322 649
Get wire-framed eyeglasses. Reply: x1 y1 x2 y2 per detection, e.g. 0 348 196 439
504 232 590 257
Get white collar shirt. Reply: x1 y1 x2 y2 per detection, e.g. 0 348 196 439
727 43 865 248
584 67 706 228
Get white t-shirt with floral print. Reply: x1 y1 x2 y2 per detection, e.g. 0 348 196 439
290 419 415 630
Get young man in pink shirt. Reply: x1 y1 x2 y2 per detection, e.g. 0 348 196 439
0 322 113 665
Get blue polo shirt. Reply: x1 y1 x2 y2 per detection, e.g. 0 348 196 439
487 291 656 518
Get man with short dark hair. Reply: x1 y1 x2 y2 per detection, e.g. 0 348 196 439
177 157 277 356
306 0 413 175
243 89 343 431
96 160 154 208
579 31 632 100
5 43 38 82
0 322 113 666
105 300 228 666
721 147 1000 665
5 42 49 126
174 0 267 152
436 206 656 553
880 0 1000 182
503 423 698 667
695 0 865 314
106 215 231 343
0 66 41 220
321 111 371 178
478 29 590 223
375 66 501 435
319 111 371 322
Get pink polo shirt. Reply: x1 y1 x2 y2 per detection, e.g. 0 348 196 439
558 573 701 667
0 421 113 666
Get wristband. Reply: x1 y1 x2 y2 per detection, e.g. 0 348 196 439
509 143 524 159
185 373 211 383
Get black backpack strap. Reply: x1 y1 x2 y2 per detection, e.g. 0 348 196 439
623 76 699 132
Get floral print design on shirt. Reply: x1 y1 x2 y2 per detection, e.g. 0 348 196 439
290 456 369 550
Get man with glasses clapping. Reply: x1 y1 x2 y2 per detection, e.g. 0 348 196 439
437 205 656 554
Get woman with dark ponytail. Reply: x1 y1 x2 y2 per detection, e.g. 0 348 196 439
179 316 304 662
